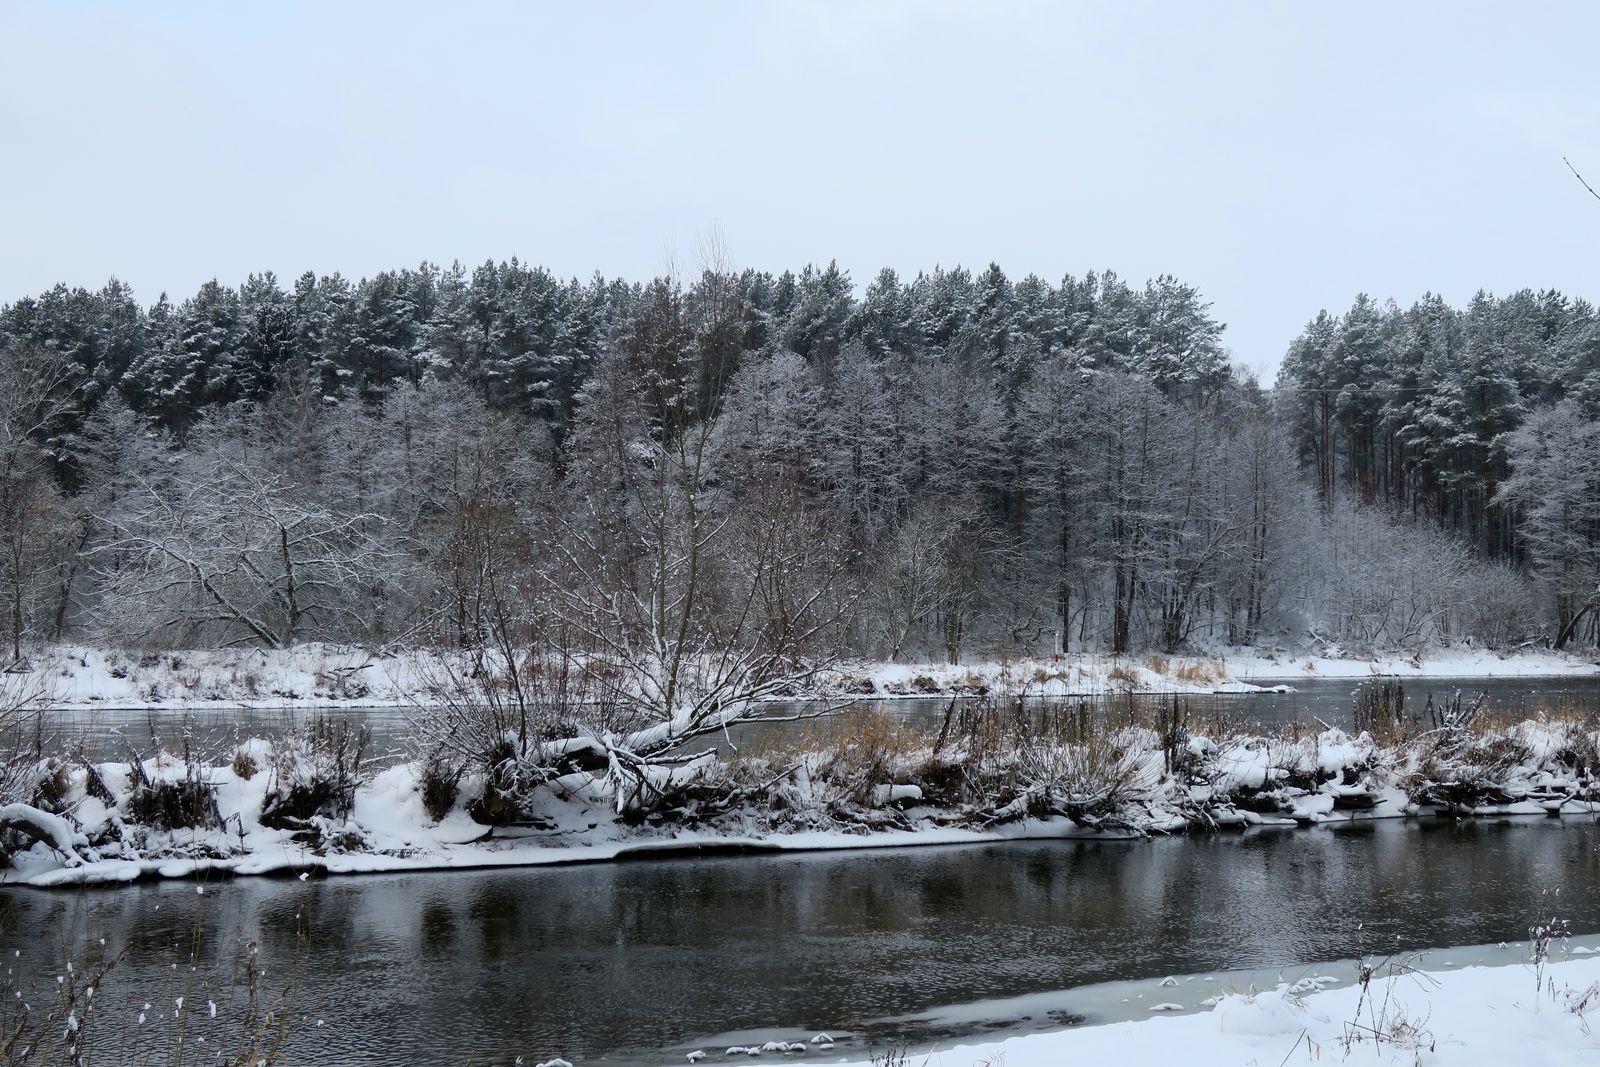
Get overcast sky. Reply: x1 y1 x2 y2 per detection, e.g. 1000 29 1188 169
4 1 1599 378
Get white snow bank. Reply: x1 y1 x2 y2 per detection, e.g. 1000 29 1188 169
1222 646 1600 682
10 643 1597 711
5 817 1137 888
15 709 1600 888
22 643 442 710
829 955 1600 1066
808 647 1598 700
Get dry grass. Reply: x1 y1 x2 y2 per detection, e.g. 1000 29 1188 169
1142 655 1223 686
827 709 924 768
231 747 259 779
1106 663 1140 690
955 668 989 690
1173 659 1223 685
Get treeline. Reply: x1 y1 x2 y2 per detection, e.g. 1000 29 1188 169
1277 291 1600 646
0 262 1230 454
0 262 1595 664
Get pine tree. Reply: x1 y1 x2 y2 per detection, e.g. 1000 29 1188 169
852 267 912 358
292 271 356 401
238 272 297 401
780 261 853 373
1276 310 1341 504
1132 274 1228 403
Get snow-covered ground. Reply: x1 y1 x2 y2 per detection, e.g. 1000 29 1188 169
16 644 442 709
1223 646 1600 683
15 643 1599 710
10 713 1600 888
822 952 1600 1066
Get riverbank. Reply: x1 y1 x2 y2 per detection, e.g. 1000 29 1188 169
824 953 1600 1066
12 643 1599 711
8 703 1600 889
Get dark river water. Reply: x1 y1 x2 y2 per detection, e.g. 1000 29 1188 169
31 673 1600 763
5 817 1600 1066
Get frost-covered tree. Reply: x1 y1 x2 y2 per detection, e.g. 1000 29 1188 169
900 359 1008 500
1018 355 1091 651
812 342 904 538
92 442 397 649
5 257 1592 658
1074 372 1185 653
707 349 821 494
1499 401 1600 648
0 347 82 661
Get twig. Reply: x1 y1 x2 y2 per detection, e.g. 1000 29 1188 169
1277 1028 1310 1067
1565 157 1600 203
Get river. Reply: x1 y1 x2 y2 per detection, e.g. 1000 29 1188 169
29 673 1600 763
5 816 1600 1065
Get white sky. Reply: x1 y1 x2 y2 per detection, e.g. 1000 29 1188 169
3 1 1599 378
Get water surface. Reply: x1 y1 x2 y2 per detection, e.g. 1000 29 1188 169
34 674 1600 763
6 816 1600 1065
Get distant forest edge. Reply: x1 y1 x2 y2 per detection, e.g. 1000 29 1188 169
0 261 1597 663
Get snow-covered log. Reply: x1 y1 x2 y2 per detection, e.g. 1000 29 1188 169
0 803 88 866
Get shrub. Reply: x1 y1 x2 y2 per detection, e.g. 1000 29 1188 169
231 748 259 780
259 719 368 830
419 751 462 823
1353 680 1409 745
125 751 220 831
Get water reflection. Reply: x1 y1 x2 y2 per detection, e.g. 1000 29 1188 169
5 816 1600 1065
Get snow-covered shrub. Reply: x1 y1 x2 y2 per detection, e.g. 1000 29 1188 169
1401 699 1536 809
259 720 368 830
817 710 923 806
124 749 220 831
29 755 74 811
926 693 1168 827
1542 717 1600 785
410 654 596 825
997 726 1159 826
1303 506 1497 652
468 737 536 824
231 746 259 780
417 747 463 822
1455 563 1543 649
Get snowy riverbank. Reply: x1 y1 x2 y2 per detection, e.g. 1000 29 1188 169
823 952 1600 1066
11 643 1599 711
9 706 1600 888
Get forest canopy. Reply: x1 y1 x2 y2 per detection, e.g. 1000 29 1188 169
1 260 1596 664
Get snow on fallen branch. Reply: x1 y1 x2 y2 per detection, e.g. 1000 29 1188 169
0 803 88 866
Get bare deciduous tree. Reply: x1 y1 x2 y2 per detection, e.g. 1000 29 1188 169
0 347 83 664
94 456 397 648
